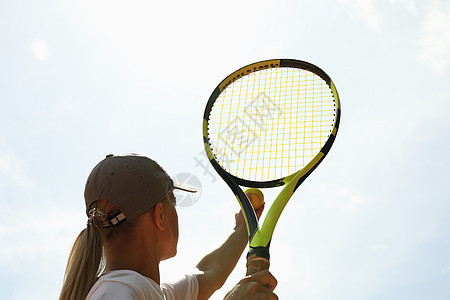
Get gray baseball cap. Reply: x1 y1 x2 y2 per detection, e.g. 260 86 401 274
85 154 196 222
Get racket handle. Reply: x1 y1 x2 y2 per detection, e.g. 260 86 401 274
246 254 270 276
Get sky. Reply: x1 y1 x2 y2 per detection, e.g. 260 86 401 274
1 0 449 299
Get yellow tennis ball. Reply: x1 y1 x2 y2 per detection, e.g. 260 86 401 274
244 188 264 209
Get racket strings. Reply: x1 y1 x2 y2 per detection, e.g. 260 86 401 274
208 67 336 182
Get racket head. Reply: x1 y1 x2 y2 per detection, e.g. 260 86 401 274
203 59 340 187
203 58 340 250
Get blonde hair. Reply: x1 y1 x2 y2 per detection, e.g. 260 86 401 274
60 195 169 300
59 200 131 300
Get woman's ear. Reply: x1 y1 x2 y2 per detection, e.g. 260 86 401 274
153 202 166 231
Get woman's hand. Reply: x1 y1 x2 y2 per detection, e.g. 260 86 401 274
224 270 278 300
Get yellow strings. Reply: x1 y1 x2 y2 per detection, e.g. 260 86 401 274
209 67 335 182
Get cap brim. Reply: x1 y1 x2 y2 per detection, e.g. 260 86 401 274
173 184 197 193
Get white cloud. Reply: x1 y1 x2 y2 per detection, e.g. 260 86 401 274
326 187 365 212
389 0 417 14
418 2 450 73
0 206 83 270
31 39 52 61
0 152 32 187
339 0 382 32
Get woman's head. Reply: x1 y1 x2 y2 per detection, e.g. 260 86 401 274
60 154 195 300
84 154 177 223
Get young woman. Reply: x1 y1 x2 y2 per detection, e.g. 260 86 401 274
59 154 277 300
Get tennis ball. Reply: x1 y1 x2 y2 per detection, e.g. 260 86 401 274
244 188 265 209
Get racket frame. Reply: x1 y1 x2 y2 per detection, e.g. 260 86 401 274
203 58 341 260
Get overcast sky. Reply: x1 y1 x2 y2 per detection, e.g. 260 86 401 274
1 0 449 299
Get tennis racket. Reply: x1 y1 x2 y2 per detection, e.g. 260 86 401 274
202 59 341 275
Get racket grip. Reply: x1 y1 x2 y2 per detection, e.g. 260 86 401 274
246 254 270 276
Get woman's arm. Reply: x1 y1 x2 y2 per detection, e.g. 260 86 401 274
194 203 264 300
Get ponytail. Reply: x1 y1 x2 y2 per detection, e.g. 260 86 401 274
60 199 142 299
59 224 104 300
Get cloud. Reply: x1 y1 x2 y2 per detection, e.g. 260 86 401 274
0 152 32 188
418 2 450 73
339 0 382 32
31 39 52 61
326 187 365 212
0 206 83 270
389 0 417 14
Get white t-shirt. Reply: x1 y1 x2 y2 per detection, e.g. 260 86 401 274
86 270 199 300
